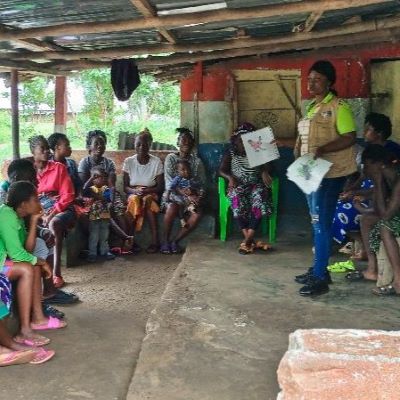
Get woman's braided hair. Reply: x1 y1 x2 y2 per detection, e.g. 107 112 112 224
28 135 48 154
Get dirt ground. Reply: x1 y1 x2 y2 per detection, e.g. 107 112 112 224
0 252 180 400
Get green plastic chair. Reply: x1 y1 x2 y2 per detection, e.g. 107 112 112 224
218 176 279 243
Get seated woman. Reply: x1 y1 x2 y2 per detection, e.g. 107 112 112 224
347 144 400 293
333 113 398 260
0 159 78 317
161 128 206 254
0 181 66 353
29 135 76 288
122 131 164 253
78 130 130 250
219 123 273 255
48 132 82 194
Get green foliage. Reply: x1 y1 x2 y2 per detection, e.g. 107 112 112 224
19 76 54 115
0 69 181 167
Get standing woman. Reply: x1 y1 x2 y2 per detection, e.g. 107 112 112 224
161 128 206 254
219 123 273 254
30 136 76 289
294 60 357 296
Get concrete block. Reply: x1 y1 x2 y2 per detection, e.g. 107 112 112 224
277 329 400 400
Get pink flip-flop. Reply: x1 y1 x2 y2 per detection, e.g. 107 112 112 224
31 316 67 331
29 348 55 365
14 335 50 347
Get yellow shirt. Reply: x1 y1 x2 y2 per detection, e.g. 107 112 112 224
306 92 356 135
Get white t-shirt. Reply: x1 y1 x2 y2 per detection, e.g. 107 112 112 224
122 154 163 187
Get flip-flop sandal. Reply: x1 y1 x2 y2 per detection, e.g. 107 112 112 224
160 243 171 255
30 348 55 365
110 247 122 256
31 316 67 331
146 244 160 254
345 270 365 281
44 290 79 305
238 242 254 255
328 261 355 273
0 350 36 367
170 242 183 254
254 241 273 252
372 285 400 296
42 304 65 319
14 335 50 347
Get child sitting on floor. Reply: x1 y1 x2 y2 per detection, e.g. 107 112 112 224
166 160 205 227
83 166 119 262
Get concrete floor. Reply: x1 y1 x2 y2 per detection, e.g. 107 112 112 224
127 234 400 400
2 233 400 400
0 253 180 400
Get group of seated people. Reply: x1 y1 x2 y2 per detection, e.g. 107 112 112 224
0 126 208 366
323 112 400 295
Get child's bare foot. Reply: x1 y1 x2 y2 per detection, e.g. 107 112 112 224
124 236 134 249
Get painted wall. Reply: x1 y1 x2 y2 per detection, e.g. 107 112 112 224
180 42 400 218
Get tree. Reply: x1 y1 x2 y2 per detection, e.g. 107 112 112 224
19 76 54 116
72 69 114 130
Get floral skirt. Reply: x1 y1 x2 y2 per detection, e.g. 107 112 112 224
0 273 12 314
227 183 272 230
369 215 400 253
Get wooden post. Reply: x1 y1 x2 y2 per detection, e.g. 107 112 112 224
10 69 20 159
54 76 67 133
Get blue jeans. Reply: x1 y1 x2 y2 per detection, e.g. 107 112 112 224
88 219 110 257
306 177 346 280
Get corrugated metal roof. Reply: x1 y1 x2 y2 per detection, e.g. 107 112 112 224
0 0 141 29
0 0 399 77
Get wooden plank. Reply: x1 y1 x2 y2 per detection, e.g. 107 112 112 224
0 0 391 40
9 14 400 62
0 59 65 75
49 24 400 75
293 11 324 32
129 0 176 44
11 70 20 159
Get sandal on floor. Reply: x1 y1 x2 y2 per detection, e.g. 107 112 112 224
53 276 65 289
42 304 65 319
170 242 183 254
44 290 79 305
0 350 36 367
160 243 171 255
254 241 273 252
327 260 355 273
238 242 254 255
30 348 55 365
146 244 159 254
31 316 67 331
14 334 50 347
345 270 364 281
372 285 400 296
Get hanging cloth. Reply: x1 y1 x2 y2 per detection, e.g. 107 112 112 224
111 59 141 101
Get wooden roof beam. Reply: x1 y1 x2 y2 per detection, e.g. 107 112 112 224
0 59 65 75
8 13 400 62
0 0 391 40
130 0 177 44
49 25 400 73
293 11 324 33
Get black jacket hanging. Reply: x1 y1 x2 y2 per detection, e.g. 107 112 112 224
111 59 141 101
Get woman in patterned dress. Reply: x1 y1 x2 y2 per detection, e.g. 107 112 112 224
219 123 273 254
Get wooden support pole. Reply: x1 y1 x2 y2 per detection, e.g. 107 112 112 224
54 76 67 133
10 70 20 159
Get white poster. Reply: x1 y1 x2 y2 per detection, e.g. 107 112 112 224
287 154 332 195
242 126 280 167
